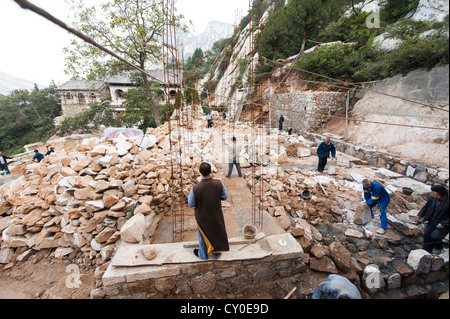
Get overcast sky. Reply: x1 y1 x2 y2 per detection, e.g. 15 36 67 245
0 0 249 87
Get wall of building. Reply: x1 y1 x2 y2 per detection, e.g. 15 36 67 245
60 87 110 118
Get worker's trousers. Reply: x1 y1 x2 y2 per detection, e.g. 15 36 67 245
0 163 10 175
423 221 449 253
318 156 328 172
369 203 388 230
226 160 242 178
197 229 222 260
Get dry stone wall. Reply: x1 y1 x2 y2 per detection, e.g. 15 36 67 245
269 92 347 132
103 252 307 299
304 132 450 188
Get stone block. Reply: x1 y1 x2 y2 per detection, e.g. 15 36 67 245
309 256 338 274
362 264 386 294
0 248 15 264
354 205 372 225
120 213 146 243
407 249 432 275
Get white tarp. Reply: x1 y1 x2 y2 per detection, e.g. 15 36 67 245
102 127 143 139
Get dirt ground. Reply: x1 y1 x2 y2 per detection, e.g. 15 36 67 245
0 250 95 299
151 163 285 244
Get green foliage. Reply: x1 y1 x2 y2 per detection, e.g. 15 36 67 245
380 0 420 24
262 0 352 61
0 86 60 155
288 2 449 84
384 19 433 40
294 43 362 81
295 28 449 83
319 11 379 47
388 34 449 74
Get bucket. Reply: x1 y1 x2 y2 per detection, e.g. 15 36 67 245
243 224 257 239
402 187 414 196
301 190 311 200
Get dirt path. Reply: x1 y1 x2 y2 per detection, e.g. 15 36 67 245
151 164 284 245
0 250 95 299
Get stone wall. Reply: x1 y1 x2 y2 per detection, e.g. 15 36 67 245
304 132 450 188
103 251 307 299
369 249 449 299
269 92 347 132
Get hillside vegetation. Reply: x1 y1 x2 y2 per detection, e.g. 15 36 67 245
197 0 448 93
1 0 448 156
0 85 60 155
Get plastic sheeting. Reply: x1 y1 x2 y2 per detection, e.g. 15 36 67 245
102 127 143 139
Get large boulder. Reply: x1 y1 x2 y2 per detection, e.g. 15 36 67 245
329 241 351 272
120 213 146 243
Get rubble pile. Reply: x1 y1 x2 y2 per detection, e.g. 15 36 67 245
244 159 449 298
0 122 202 269
0 117 448 299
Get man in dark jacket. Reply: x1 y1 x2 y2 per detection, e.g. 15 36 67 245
0 152 13 175
417 185 449 254
316 138 336 172
188 162 229 260
279 115 285 131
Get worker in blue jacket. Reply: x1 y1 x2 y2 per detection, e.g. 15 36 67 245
363 179 390 234
316 137 336 172
32 150 44 163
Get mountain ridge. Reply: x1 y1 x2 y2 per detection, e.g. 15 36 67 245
180 20 234 58
0 71 45 95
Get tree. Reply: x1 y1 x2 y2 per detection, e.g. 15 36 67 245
0 87 60 154
380 0 420 24
122 77 166 130
64 0 187 127
262 0 352 61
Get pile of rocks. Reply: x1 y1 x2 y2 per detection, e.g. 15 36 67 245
0 123 200 269
244 163 448 298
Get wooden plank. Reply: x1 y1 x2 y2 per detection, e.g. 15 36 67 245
283 287 297 299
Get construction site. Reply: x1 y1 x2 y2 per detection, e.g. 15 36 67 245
0 0 449 300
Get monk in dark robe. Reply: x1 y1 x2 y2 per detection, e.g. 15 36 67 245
188 162 229 260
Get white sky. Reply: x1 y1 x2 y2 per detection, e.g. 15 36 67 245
0 0 249 87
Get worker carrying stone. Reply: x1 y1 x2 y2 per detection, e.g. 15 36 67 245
188 162 229 260
316 137 336 172
362 179 390 234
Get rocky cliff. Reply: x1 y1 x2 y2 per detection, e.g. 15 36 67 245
323 65 449 168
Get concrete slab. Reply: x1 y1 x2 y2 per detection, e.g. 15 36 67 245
110 232 301 267
375 168 404 179
388 178 432 196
